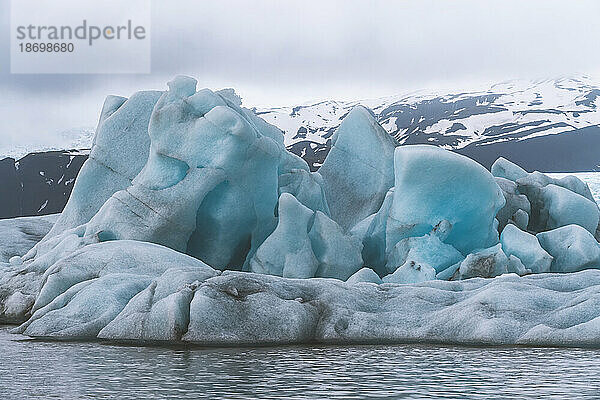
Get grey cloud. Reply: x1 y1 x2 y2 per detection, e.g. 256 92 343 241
1 0 600 142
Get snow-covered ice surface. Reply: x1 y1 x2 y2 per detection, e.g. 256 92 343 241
0 214 58 263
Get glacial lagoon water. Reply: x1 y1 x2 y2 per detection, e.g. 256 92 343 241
3 326 600 399
2 171 600 399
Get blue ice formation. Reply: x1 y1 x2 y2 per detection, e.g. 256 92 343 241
1 76 600 346
249 193 362 280
500 224 552 274
540 184 599 234
537 225 600 273
319 106 396 231
388 145 505 255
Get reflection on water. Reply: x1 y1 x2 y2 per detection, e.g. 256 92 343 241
1 327 600 399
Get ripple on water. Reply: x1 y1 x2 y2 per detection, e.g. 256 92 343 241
2 327 600 399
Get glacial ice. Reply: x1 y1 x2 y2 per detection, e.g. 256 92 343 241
500 224 552 274
46 91 162 238
386 145 505 255
540 184 599 234
249 193 319 278
491 157 528 182
454 244 509 280
249 193 362 280
0 214 58 263
346 268 383 284
13 247 600 347
382 260 437 284
1 75 600 347
537 225 600 273
384 234 463 275
319 106 396 230
495 177 531 232
517 171 598 232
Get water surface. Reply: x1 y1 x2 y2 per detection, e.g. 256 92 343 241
2 326 600 399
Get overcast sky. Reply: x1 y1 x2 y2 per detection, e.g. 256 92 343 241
2 0 600 146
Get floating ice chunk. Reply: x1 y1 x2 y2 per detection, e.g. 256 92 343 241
319 106 396 230
537 225 600 273
387 145 505 254
346 268 383 284
385 234 463 274
491 157 528 182
500 224 552 274
540 184 599 234
383 261 436 284
455 244 509 280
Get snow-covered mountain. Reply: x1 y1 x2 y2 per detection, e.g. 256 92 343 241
258 76 600 171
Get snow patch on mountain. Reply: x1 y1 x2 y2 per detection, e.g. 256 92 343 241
258 76 600 151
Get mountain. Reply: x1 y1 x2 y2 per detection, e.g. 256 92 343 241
2 76 600 219
0 150 88 219
258 76 600 171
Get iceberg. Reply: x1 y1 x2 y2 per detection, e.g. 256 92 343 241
491 157 528 182
385 233 463 275
495 177 531 232
0 214 58 263
2 76 600 347
454 244 509 280
382 261 437 284
46 91 162 238
516 171 599 233
12 247 600 347
249 193 363 280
